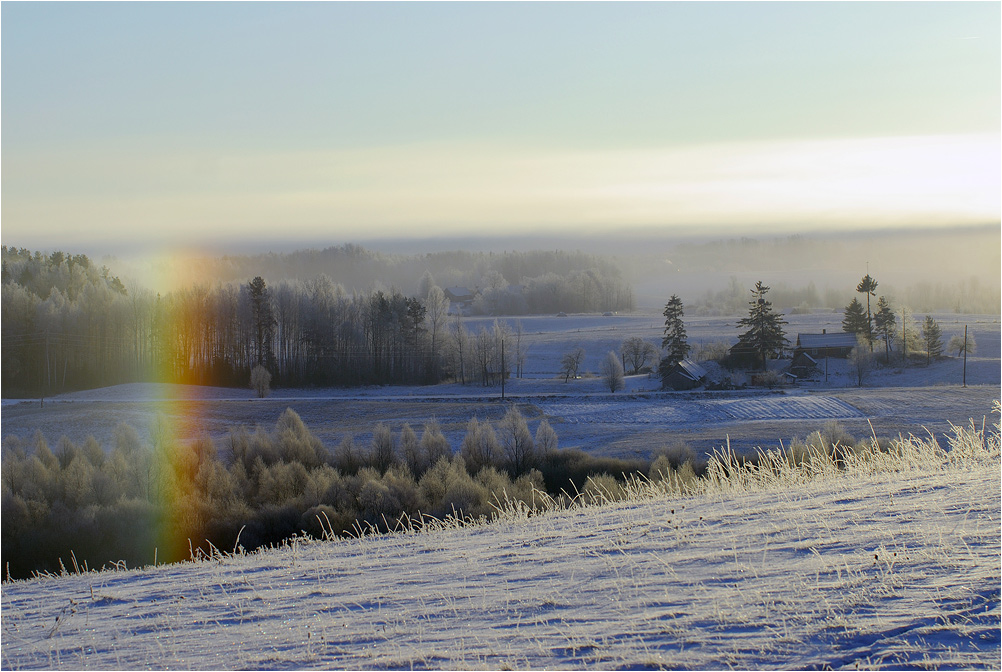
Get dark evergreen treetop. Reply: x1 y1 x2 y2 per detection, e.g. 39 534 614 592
922 315 943 364
248 276 276 367
856 274 878 344
843 297 869 336
661 294 689 367
736 281 789 370
873 296 896 360
856 274 878 298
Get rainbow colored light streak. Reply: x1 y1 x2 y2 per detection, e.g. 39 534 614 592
144 249 224 566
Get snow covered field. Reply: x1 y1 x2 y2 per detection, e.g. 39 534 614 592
3 432 999 670
1 311 999 669
3 312 998 459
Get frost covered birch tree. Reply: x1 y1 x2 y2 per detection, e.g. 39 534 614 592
601 350 625 392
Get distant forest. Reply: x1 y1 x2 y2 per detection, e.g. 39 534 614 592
151 244 634 306
3 228 997 396
625 225 1001 315
1 246 633 395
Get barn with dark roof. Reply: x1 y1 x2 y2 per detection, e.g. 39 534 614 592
662 358 708 391
795 331 858 359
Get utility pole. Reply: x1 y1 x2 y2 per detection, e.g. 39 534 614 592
900 307 908 367
45 331 50 394
963 324 968 387
500 337 505 401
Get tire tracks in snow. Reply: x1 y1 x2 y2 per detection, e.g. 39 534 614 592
541 393 865 426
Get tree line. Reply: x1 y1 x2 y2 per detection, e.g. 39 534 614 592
1 406 656 579
2 401 908 580
182 244 635 313
690 274 999 317
840 274 973 367
581 273 976 394
2 246 630 395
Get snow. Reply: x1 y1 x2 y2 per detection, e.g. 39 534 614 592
2 456 998 670
2 311 998 461
540 393 864 427
1 311 999 669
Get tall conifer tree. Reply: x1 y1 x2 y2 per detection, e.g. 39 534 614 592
661 294 689 366
660 294 689 389
922 315 943 365
736 281 788 371
842 298 869 336
856 274 878 349
248 276 275 368
873 296 896 362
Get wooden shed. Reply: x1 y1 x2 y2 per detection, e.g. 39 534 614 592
663 359 708 391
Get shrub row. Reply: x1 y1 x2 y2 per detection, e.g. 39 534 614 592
2 407 659 579
2 408 886 580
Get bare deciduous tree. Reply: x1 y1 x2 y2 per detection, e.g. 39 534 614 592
848 341 875 387
513 319 528 379
370 423 397 474
498 406 537 476
534 418 558 455
620 336 658 375
418 419 451 476
250 364 271 398
400 424 420 476
601 350 625 392
424 286 449 382
560 347 585 383
947 331 976 357
460 417 500 474
449 314 471 385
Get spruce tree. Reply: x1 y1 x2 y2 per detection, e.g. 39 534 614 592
661 294 689 367
842 298 869 337
248 276 275 367
873 296 896 362
736 281 789 371
922 315 943 365
856 274 878 348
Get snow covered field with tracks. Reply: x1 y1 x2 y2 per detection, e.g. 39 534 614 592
3 438 998 670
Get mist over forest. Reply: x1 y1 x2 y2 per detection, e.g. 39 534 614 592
109 223 999 310
2 224 998 397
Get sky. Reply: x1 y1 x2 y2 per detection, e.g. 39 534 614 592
2 2 999 252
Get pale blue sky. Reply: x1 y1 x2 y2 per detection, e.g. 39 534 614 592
2 2 999 249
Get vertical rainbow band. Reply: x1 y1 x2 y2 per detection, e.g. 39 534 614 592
146 249 218 565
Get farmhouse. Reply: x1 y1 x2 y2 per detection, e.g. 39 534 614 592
790 351 819 378
444 287 475 313
727 342 761 368
663 358 708 391
795 331 857 359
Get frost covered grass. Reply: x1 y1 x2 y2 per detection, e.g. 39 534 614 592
2 407 999 670
548 402 1002 511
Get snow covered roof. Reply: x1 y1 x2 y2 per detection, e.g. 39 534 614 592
796 332 858 350
445 287 474 301
792 352 818 365
674 359 708 382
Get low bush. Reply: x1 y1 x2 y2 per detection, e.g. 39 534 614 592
5 402 997 580
537 448 647 495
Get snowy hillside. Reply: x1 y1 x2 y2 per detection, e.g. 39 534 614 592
3 425 999 670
